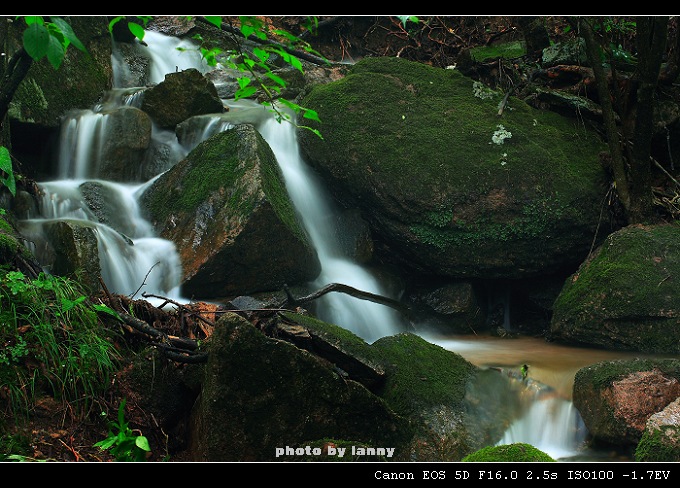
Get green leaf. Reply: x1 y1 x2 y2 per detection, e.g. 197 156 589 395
61 295 86 312
265 71 286 87
45 35 66 69
50 17 86 52
299 125 324 140
93 304 122 320
23 16 44 26
135 436 151 452
0 146 16 197
0 147 13 176
252 47 269 62
204 16 222 29
302 108 321 122
23 22 50 60
234 86 257 100
288 56 303 72
94 437 117 450
127 22 145 41
108 16 125 33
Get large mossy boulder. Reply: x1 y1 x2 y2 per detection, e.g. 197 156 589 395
549 223 680 353
187 312 412 461
139 124 320 298
371 332 522 460
298 56 609 280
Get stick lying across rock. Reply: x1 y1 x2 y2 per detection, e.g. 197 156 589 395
281 282 412 320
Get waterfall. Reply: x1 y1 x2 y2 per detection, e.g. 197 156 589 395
180 99 405 342
258 115 404 343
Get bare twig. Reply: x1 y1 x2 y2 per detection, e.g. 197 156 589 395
283 282 412 319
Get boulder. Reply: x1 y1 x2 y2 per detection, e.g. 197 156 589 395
298 56 610 280
573 358 680 447
141 68 224 130
139 124 320 298
186 312 412 461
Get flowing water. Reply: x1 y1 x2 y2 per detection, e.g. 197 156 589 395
15 30 663 462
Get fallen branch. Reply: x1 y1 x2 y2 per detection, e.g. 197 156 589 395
282 282 412 319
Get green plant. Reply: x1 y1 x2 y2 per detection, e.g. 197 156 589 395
21 16 87 69
0 270 122 420
94 399 151 462
0 147 15 197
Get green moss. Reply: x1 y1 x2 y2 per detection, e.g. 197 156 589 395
555 225 680 315
411 195 574 249
462 443 556 462
574 358 680 390
8 78 48 122
0 231 19 259
143 126 308 245
282 312 375 350
299 56 606 260
372 333 475 417
635 426 680 462
0 216 14 233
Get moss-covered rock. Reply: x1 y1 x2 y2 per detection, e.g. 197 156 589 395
139 124 320 298
462 442 556 462
298 56 608 280
372 332 519 460
7 16 112 128
573 358 680 446
635 397 680 461
230 311 522 461
140 68 224 130
549 223 680 353
188 312 413 461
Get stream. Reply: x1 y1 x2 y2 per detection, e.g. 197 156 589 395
16 29 664 463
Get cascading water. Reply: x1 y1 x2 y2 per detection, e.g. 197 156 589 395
18 33 204 302
497 389 588 460
180 99 406 343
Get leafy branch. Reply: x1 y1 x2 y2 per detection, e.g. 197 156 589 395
193 16 325 139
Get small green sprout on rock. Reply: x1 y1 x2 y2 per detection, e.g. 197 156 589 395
521 364 529 381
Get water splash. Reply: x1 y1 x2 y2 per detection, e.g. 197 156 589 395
496 388 588 460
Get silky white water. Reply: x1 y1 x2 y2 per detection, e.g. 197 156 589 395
257 115 404 343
